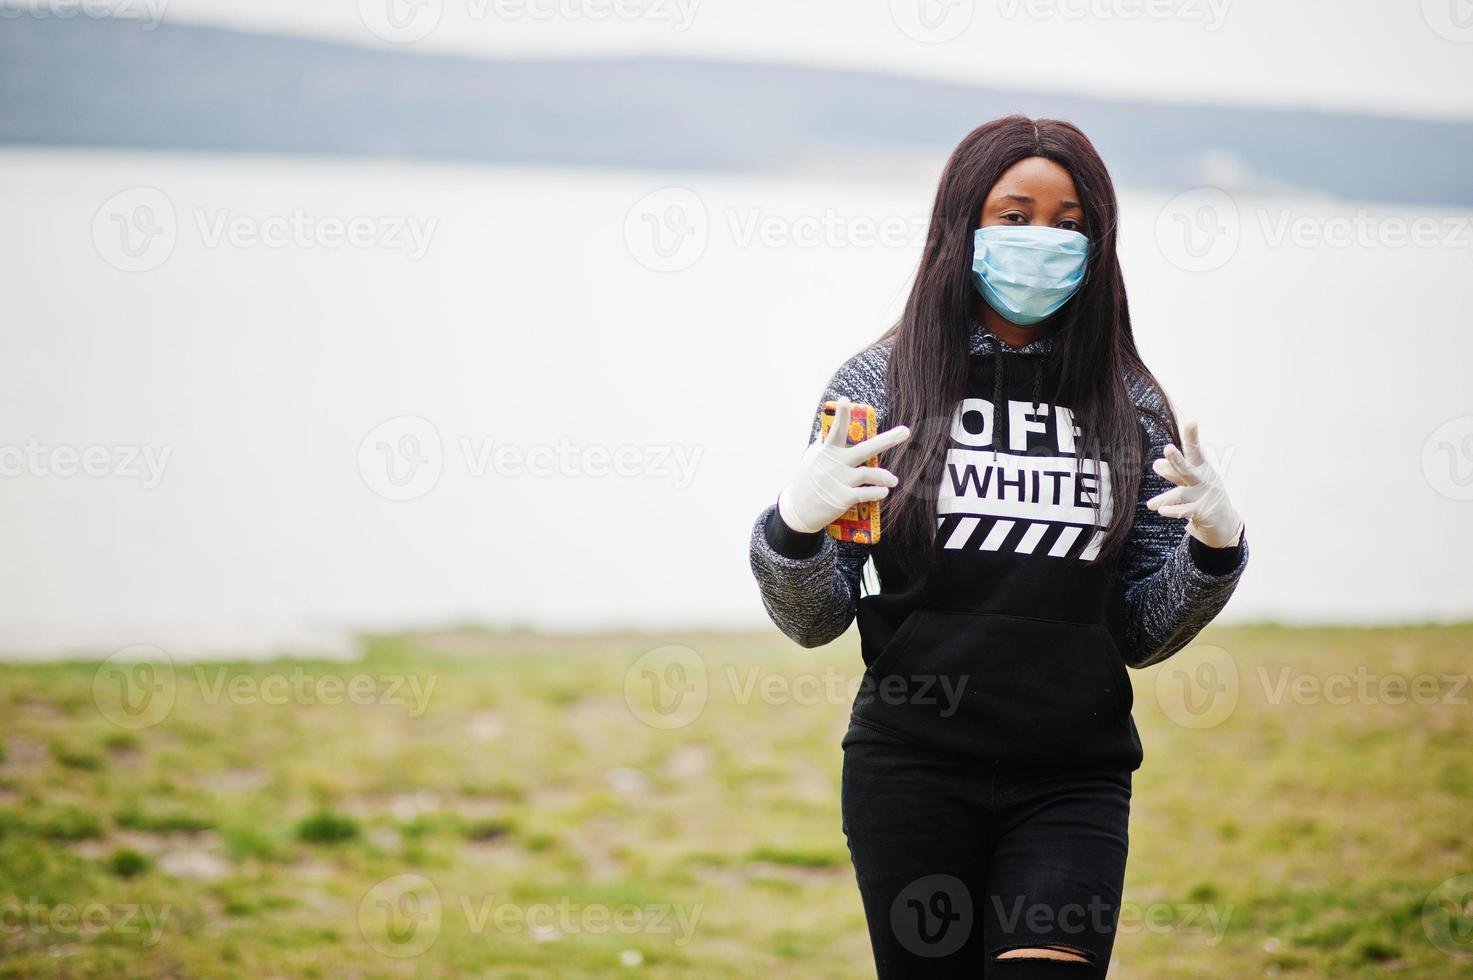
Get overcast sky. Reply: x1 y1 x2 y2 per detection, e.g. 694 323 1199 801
139 0 1473 120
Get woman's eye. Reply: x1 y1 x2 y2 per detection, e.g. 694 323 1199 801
1058 219 1082 232
1002 212 1027 223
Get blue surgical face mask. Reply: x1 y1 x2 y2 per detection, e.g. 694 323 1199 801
971 225 1090 326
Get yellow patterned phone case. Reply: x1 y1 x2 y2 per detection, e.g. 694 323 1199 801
819 401 881 545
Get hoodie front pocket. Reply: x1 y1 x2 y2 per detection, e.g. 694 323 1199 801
852 610 1138 766
1091 623 1134 717
861 610 923 674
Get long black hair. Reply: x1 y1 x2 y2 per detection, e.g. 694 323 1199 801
878 115 1177 585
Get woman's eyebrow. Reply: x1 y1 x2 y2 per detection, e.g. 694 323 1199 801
995 194 1082 209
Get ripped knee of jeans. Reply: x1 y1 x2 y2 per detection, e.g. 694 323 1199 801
992 942 1095 964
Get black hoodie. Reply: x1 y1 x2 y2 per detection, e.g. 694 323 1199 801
749 325 1248 772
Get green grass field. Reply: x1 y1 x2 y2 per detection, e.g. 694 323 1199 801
2 625 1472 978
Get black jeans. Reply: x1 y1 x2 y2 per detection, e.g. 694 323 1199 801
842 739 1132 978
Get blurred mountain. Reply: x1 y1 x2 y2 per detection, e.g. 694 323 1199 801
2 14 1470 206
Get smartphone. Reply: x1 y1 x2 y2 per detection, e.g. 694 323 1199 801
819 400 882 545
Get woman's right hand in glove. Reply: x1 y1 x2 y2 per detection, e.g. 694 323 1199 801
776 397 912 535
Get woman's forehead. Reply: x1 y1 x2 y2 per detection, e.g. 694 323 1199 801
986 157 1080 201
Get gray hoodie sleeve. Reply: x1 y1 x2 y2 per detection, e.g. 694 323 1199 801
747 344 890 648
1117 376 1249 668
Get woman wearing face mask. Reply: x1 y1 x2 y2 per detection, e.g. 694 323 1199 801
749 116 1247 978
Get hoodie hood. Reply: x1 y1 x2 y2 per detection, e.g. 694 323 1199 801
968 320 1060 357
970 321 1060 458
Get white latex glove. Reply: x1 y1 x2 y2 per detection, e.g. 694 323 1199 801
1146 420 1243 549
777 397 912 535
